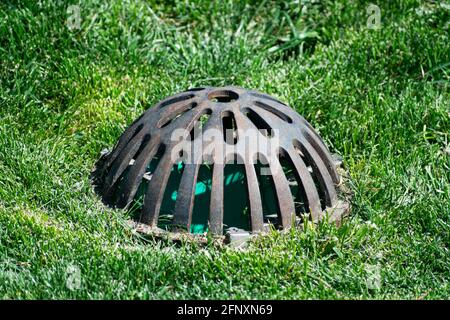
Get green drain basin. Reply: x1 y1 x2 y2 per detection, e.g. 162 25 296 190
129 162 292 234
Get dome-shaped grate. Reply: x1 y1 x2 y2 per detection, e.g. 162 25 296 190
92 86 344 235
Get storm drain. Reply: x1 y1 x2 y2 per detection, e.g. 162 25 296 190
92 86 348 237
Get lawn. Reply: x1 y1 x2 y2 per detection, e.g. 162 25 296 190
0 0 449 299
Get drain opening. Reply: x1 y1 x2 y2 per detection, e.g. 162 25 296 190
223 163 251 232
157 162 185 230
185 87 205 92
250 92 287 106
242 107 274 138
126 123 145 145
102 131 150 203
189 109 212 141
208 90 239 103
190 163 213 234
127 144 166 220
278 149 309 218
100 122 145 180
222 111 238 145
159 93 195 109
293 141 327 210
115 133 152 203
133 134 152 160
107 123 144 164
153 161 253 234
254 156 282 229
158 102 198 128
254 101 293 123
133 161 258 234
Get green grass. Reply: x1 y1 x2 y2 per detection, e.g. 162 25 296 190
0 0 449 299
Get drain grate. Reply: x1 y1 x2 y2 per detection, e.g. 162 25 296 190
92 86 347 235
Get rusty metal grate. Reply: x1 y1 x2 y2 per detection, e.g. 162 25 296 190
92 86 345 235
